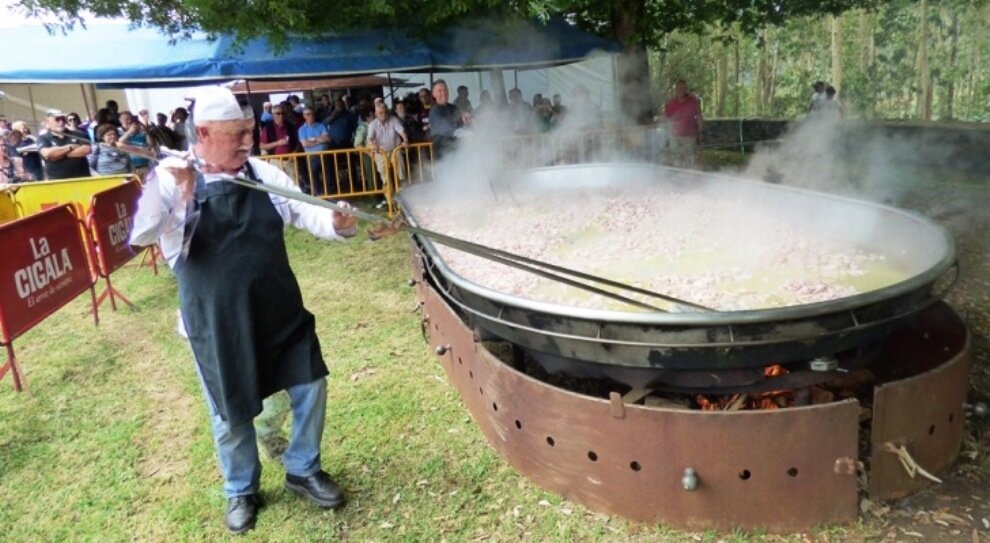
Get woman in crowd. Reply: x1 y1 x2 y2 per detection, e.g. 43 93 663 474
88 124 131 175
9 121 44 181
65 112 91 140
1 130 29 183
88 108 116 141
171 107 190 150
117 111 154 178
352 106 377 189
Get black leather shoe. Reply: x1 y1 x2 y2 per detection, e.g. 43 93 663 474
285 471 345 508
225 494 260 534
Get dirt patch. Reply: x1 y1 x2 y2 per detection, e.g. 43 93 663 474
133 354 198 481
95 305 200 484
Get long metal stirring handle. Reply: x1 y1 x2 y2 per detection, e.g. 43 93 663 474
222 174 384 223
418 234 662 312
416 227 712 312
218 172 707 312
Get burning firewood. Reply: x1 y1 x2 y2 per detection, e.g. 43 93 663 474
725 394 747 411
644 396 691 409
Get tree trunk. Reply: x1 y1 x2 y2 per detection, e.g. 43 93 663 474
917 0 932 120
966 7 984 119
858 11 870 72
830 15 843 92
734 37 741 118
768 32 779 114
753 28 770 117
946 13 958 120
869 13 878 119
654 35 669 110
716 45 728 117
612 0 652 123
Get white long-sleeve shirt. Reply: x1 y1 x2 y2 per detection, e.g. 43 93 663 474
130 157 354 268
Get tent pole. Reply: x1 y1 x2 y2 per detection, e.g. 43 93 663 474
88 84 99 118
386 72 396 105
27 84 38 127
79 84 90 119
244 80 254 113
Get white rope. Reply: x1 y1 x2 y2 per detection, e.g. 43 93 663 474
882 442 943 484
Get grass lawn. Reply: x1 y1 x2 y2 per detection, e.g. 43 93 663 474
0 190 985 541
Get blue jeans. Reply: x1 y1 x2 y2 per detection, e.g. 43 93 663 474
194 364 327 498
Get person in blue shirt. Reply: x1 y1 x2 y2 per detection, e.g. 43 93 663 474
298 107 330 195
259 102 274 124
326 98 356 150
118 111 153 178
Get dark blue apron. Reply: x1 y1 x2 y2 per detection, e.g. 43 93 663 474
176 162 328 425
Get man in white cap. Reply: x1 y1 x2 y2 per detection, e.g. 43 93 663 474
36 109 92 180
130 86 358 534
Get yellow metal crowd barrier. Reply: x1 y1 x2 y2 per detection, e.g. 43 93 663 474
0 189 18 225
257 145 441 218
256 148 384 195
390 143 436 192
1 174 134 223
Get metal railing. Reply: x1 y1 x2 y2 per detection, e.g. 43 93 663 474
256 148 387 196
257 145 439 218
390 142 437 190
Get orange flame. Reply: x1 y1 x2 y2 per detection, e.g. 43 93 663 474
693 364 793 410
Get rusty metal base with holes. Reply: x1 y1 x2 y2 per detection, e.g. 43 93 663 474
410 248 971 532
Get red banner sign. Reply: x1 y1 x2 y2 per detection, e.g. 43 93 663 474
89 180 142 276
0 204 95 343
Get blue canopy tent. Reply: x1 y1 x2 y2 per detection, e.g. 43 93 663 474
0 18 620 85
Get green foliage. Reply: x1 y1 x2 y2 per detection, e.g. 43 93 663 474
15 0 871 48
651 1 990 121
14 0 983 121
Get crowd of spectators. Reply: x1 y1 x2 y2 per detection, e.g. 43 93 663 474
244 84 593 194
1 99 192 183
252 84 588 154
1 83 603 185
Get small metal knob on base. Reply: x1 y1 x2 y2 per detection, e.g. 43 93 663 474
682 468 699 491
809 358 838 372
966 402 989 418
435 344 450 356
407 278 418 287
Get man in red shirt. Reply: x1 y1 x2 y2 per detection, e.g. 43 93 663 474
259 104 301 181
663 79 703 168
